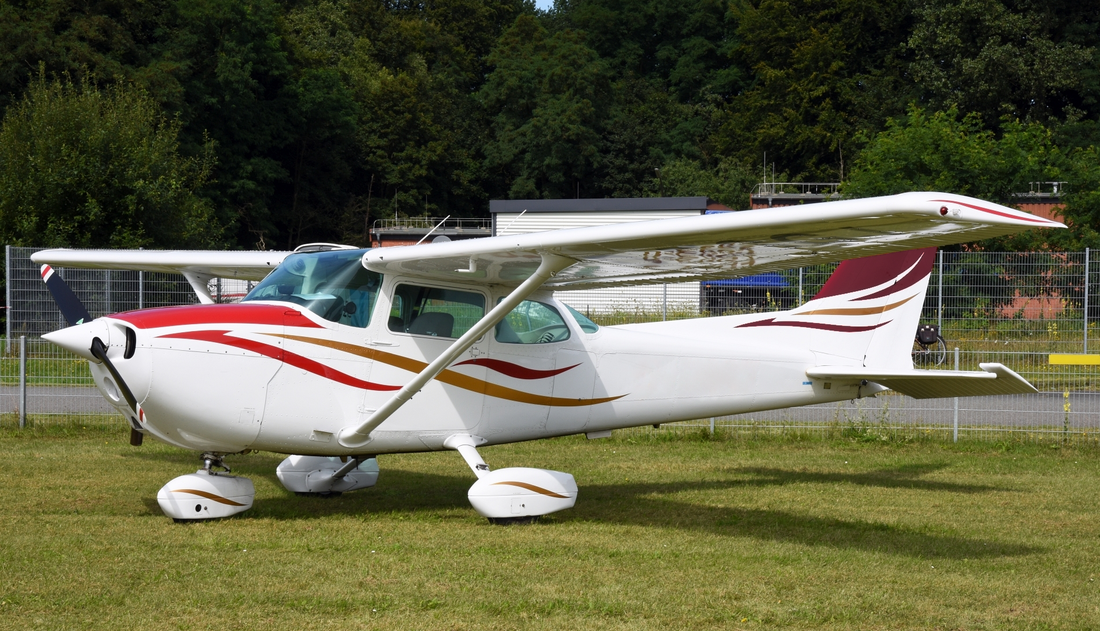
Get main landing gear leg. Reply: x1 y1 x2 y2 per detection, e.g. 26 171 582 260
443 434 579 526
156 452 255 521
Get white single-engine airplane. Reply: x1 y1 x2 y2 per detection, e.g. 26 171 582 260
33 192 1062 523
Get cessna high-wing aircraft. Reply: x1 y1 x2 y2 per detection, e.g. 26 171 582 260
33 192 1062 523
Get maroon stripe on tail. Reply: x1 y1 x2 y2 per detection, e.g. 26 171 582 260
813 248 935 301
736 318 892 333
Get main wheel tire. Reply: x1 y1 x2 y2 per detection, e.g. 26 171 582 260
912 336 947 367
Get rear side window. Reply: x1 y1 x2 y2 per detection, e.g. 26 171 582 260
388 284 485 338
496 300 570 344
563 303 599 333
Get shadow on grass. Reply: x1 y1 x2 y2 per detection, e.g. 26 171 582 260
130 449 1036 560
572 465 1034 559
576 487 1035 560
727 462 1006 494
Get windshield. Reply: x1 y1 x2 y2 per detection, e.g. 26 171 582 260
243 249 380 326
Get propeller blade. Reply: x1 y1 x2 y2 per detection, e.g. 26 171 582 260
90 337 139 413
90 337 145 443
40 265 92 326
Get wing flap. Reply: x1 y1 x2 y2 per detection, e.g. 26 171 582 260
806 363 1038 399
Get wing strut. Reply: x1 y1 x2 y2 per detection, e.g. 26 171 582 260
337 252 575 449
182 271 215 304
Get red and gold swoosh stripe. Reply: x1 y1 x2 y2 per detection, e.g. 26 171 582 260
160 330 400 391
736 319 891 332
165 330 624 407
274 334 625 407
738 292 920 330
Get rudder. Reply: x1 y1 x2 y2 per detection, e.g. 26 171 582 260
735 247 935 370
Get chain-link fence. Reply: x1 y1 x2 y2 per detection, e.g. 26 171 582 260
4 246 1100 440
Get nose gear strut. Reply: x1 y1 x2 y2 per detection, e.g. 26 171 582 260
201 453 230 474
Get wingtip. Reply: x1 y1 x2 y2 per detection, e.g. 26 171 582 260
921 193 1066 229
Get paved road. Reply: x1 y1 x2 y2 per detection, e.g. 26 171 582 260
0 385 115 415
3 386 1098 431
726 392 1100 429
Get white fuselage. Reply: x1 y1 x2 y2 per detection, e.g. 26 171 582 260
89 274 869 457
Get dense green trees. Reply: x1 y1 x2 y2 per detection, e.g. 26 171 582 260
0 0 1098 250
0 74 217 248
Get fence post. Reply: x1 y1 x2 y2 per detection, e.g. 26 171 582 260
937 250 944 331
798 267 803 306
5 244 10 356
18 335 26 429
953 346 959 443
138 246 144 310
662 284 667 321
1085 248 1090 354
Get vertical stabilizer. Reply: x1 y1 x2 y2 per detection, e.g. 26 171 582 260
735 248 935 370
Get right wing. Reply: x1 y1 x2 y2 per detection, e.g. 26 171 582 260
361 192 1063 288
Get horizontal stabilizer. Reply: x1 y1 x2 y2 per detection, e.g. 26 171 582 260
806 363 1037 399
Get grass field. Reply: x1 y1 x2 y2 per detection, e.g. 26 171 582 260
1 421 1099 630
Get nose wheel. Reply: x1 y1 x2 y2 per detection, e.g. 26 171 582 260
156 452 254 521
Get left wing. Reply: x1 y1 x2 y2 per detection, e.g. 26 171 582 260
29 249 292 280
30 249 293 304
363 192 1062 288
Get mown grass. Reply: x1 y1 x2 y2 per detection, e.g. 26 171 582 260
1 420 1099 630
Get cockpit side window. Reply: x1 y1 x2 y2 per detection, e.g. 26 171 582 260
388 284 485 338
243 249 380 327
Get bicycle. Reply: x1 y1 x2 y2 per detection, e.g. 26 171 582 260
912 324 946 367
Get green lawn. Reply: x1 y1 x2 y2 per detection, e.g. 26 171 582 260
1 422 1098 630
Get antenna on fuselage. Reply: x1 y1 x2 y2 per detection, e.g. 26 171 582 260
415 215 451 246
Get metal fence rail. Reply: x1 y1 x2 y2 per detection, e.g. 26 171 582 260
4 246 1100 440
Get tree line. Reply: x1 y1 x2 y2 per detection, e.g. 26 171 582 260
0 0 1098 251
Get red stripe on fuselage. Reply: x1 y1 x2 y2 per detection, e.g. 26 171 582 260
112 303 322 330
159 329 400 391
452 357 579 380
